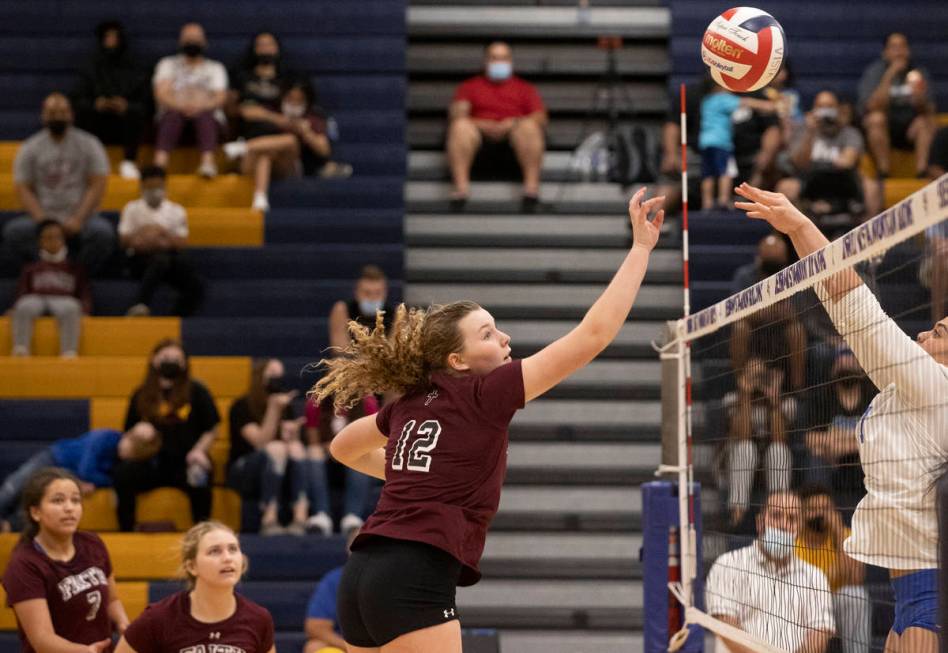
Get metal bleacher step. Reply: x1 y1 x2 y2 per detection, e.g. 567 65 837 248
409 116 663 150
506 441 659 484
408 42 669 77
498 630 646 653
407 180 638 215
498 319 666 359
408 5 669 38
457 578 643 629
479 532 641 580
406 281 681 321
406 246 681 284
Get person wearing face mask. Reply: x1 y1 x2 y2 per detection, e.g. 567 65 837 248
447 41 548 212
795 485 870 653
227 358 327 536
152 23 228 178
2 93 114 277
9 220 91 357
72 20 148 180
329 265 395 353
801 352 870 496
117 166 203 317
777 90 865 234
706 490 835 653
729 234 808 393
111 339 220 532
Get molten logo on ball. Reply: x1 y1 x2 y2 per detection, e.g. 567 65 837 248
700 6 786 92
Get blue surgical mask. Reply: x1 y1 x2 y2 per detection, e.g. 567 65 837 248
487 61 512 82
760 527 796 560
359 299 383 317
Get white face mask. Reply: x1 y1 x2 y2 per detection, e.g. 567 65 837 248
282 102 305 118
39 246 68 263
487 61 513 82
760 526 796 560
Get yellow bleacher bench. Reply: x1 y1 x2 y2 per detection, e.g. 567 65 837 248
0 174 254 210
0 356 250 399
0 317 179 357
135 488 193 532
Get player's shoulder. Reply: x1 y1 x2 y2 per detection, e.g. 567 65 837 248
235 592 274 624
141 590 185 621
4 538 42 569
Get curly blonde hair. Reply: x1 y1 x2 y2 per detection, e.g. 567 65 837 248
311 301 481 410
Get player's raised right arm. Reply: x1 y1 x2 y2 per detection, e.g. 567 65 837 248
329 415 387 480
521 189 664 402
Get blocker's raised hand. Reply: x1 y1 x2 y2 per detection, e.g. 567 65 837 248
628 188 665 252
734 183 811 236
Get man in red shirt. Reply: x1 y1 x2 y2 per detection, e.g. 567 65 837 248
447 41 548 211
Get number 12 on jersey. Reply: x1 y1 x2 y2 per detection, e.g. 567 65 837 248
392 419 442 472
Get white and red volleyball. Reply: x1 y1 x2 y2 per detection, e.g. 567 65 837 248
701 7 786 92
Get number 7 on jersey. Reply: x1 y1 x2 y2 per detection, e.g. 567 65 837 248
392 419 442 472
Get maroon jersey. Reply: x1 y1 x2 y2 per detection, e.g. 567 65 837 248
124 591 274 653
354 359 525 586
2 531 113 653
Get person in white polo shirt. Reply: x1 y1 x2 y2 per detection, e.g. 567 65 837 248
118 166 203 316
706 490 835 653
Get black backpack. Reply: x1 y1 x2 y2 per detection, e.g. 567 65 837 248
608 124 660 185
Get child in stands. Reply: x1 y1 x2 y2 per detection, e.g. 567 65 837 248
9 220 92 357
2 468 130 653
114 521 275 653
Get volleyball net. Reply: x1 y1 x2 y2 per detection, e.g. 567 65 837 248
661 174 948 653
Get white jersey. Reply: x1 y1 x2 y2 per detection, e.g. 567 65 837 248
817 284 948 569
706 543 835 652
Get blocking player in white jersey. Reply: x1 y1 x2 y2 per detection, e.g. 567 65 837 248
735 182 948 653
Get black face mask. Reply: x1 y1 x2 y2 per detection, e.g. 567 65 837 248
180 42 205 58
264 376 286 394
157 361 184 380
103 45 122 59
46 120 68 137
255 53 278 66
759 258 784 277
806 516 826 533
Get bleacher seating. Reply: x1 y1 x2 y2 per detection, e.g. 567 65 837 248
0 1 405 650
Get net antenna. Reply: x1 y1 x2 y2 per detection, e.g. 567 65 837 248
661 174 948 652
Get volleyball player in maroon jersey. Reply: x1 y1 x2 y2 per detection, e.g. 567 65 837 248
114 521 274 653
312 189 665 651
2 468 130 653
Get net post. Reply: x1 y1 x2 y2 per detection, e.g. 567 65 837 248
939 470 948 653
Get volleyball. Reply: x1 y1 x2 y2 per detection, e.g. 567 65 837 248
701 7 786 92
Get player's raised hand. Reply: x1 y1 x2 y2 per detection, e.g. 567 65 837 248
628 188 665 252
734 183 811 235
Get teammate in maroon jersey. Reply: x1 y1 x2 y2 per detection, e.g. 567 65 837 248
311 189 666 651
2 467 130 653
114 521 274 653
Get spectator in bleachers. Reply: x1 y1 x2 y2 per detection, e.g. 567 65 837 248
152 23 227 178
112 339 218 531
724 359 796 529
447 41 547 212
9 220 91 357
706 490 835 653
73 20 149 180
115 521 274 653
118 166 203 317
928 125 948 178
730 235 807 392
858 32 936 179
2 93 114 276
765 60 803 144
796 485 870 653
0 423 160 532
778 90 865 235
733 90 783 191
657 76 705 215
223 31 297 211
801 352 869 497
279 79 350 179
328 265 394 353
699 85 777 209
305 395 378 535
303 528 359 653
228 358 329 536
1 468 131 651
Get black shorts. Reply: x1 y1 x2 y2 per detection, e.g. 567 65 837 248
337 536 463 647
